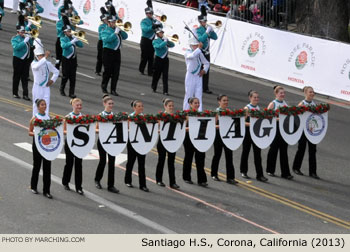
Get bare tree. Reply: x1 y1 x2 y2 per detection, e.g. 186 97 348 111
295 0 349 42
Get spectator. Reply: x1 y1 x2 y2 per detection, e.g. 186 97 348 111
186 0 198 8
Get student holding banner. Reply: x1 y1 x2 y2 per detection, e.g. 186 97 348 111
292 86 319 179
124 100 149 192
240 91 268 182
28 99 52 199
183 97 208 187
94 95 119 193
155 98 180 189
62 98 85 195
210 95 236 184
266 86 293 180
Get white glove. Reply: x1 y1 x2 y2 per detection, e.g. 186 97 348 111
24 36 30 43
114 26 121 34
71 37 79 44
206 25 213 34
155 20 162 25
163 37 168 42
27 21 32 27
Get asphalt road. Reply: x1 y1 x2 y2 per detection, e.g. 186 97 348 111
0 10 350 234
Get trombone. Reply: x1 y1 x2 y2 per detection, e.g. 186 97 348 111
69 15 81 25
115 20 133 33
166 34 180 43
72 30 89 44
25 29 39 39
208 20 222 28
27 16 42 29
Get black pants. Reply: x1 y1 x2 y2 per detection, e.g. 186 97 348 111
151 56 169 93
156 140 176 185
124 142 146 188
139 36 154 75
0 2 3 24
202 53 210 92
292 133 317 175
182 133 207 183
31 139 51 194
60 56 77 96
240 127 264 178
211 130 235 180
95 40 103 73
102 48 121 92
266 128 291 177
62 140 83 190
55 37 62 69
12 56 29 97
95 139 116 188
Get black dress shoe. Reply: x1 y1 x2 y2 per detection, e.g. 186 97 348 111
267 172 275 177
69 94 77 98
60 90 66 96
163 92 169 96
152 89 157 93
198 182 208 187
125 183 133 188
211 176 221 181
95 181 102 189
157 181 165 187
310 173 320 179
184 180 193 184
13 94 20 99
170 183 180 189
95 72 102 76
43 193 53 199
140 186 149 192
241 173 250 179
76 189 84 195
31 189 38 194
204 90 213 94
257 176 268 182
23 96 31 101
226 179 237 185
102 88 108 93
63 184 70 191
108 186 120 193
282 175 294 180
111 91 119 96
293 169 304 175
148 73 153 76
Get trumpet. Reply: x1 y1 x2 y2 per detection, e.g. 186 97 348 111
209 20 222 28
116 20 132 32
69 15 81 25
27 16 42 29
72 30 89 44
166 34 180 43
25 29 40 39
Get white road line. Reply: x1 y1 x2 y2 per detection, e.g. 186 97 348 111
77 72 96 79
0 150 176 234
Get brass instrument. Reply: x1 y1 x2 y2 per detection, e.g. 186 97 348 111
25 29 40 39
27 16 42 29
72 30 89 44
166 34 179 43
209 20 222 28
69 15 81 25
154 14 167 23
116 20 132 32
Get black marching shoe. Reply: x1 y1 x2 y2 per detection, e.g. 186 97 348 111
211 176 221 181
95 181 102 189
310 173 320 179
257 176 268 182
241 173 250 179
31 189 38 194
204 90 213 94
170 184 180 189
140 186 149 192
108 186 120 193
163 92 169 96
226 179 237 185
13 94 20 99
76 189 84 195
267 172 275 177
293 169 304 175
157 181 165 187
69 94 77 98
198 182 208 187
63 184 70 191
23 96 31 101
111 90 119 96
43 193 53 199
60 90 66 96
282 175 294 180
125 183 133 188
184 180 193 184
95 72 102 76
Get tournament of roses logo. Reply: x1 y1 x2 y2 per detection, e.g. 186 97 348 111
115 0 130 21
38 129 61 152
53 0 60 7
305 114 325 137
83 0 91 15
241 32 266 58
288 43 316 70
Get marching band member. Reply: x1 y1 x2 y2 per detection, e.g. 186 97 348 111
32 0 44 15
210 95 236 184
139 1 162 76
194 6 217 94
0 0 4 30
125 100 149 192
101 7 127 96
266 86 293 180
292 86 319 179
240 91 268 182
155 98 180 189
151 28 174 95
31 41 59 116
11 15 33 100
28 99 52 199
183 37 209 112
95 7 109 76
183 97 208 187
60 16 83 98
62 98 85 195
94 95 119 193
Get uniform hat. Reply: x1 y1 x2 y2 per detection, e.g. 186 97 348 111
188 37 199 46
107 6 117 21
198 5 207 22
100 7 108 20
105 1 113 8
145 0 153 14
34 39 45 56
16 15 26 31
64 0 73 9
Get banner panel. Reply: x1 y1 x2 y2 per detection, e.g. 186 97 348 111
98 121 128 156
159 121 186 153
66 123 96 159
34 125 64 161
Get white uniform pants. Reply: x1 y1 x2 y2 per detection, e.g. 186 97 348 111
32 84 50 116
183 72 203 111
